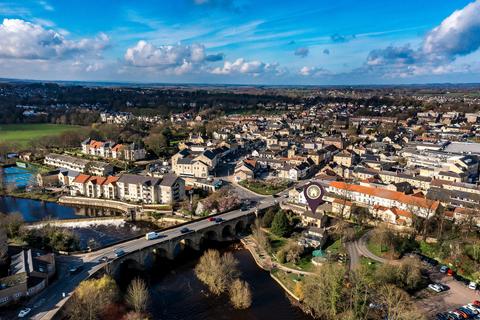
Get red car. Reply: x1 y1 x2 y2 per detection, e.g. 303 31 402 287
208 217 216 222
473 300 480 307
447 269 455 276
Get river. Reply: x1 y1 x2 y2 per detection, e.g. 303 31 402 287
142 245 313 320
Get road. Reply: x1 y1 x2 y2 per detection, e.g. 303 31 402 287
346 230 394 269
8 183 288 320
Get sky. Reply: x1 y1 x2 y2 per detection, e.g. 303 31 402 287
0 0 480 85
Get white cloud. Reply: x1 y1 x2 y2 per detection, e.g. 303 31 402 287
0 19 109 60
299 66 329 77
423 0 480 61
211 58 282 76
38 0 54 11
363 0 480 78
124 40 223 74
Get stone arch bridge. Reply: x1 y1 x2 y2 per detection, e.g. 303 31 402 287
109 213 254 279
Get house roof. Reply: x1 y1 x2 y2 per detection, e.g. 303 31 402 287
160 173 179 187
73 173 90 183
329 181 440 211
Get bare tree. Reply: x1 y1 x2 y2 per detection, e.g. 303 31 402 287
251 219 270 251
377 284 424 320
229 279 252 309
195 249 240 295
126 278 149 314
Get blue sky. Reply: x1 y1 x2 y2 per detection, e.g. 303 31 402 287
0 0 479 84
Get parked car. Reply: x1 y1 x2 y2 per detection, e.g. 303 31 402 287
428 283 448 293
468 282 478 290
440 265 449 273
114 249 125 257
447 269 455 276
208 217 216 222
18 308 31 318
99 256 109 263
215 217 224 223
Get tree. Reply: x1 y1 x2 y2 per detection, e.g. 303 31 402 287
126 278 149 314
0 227 8 266
0 213 24 238
348 266 374 320
67 275 119 320
261 207 276 228
270 210 291 237
278 240 304 264
251 219 270 251
377 284 424 320
303 263 346 319
195 250 239 295
229 279 252 309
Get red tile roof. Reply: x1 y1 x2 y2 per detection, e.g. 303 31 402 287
329 181 439 211
73 174 90 183
89 140 103 149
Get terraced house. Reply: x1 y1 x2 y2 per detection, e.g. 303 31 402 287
328 181 440 219
70 173 185 204
81 138 146 161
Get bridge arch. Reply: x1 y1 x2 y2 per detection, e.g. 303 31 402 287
235 220 245 235
221 224 233 238
172 237 196 258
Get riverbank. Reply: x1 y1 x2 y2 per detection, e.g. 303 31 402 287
0 189 59 202
241 235 316 304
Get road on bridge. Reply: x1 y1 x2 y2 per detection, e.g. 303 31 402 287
11 187 290 320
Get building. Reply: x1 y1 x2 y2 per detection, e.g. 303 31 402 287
0 249 55 306
234 159 257 182
81 138 146 161
44 154 113 176
71 173 184 204
328 181 440 218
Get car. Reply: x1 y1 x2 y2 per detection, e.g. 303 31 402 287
208 217 216 222
18 308 31 318
466 304 480 314
214 217 224 223
145 231 161 240
428 283 446 293
69 265 84 275
272 194 279 198
447 268 455 276
240 206 247 211
454 274 470 285
469 282 478 290
436 313 449 320
440 265 449 273
458 307 474 317
114 249 125 257
99 256 109 263
180 227 192 234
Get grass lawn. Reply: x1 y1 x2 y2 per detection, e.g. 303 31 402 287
324 239 344 255
360 257 378 274
239 179 290 195
0 123 84 146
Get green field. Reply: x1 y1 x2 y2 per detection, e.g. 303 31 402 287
0 124 84 146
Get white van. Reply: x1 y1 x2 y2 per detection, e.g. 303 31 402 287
145 232 160 240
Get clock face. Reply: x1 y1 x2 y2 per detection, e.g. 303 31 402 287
306 185 322 200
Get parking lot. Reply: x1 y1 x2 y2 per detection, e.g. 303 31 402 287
416 269 480 318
